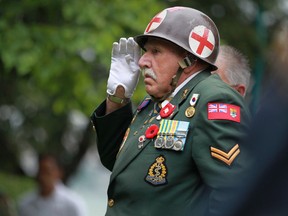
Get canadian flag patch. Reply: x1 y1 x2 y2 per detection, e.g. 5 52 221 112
207 103 240 123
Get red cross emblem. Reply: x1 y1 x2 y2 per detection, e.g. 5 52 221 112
145 10 167 33
189 25 215 58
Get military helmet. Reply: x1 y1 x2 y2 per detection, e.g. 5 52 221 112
134 6 220 70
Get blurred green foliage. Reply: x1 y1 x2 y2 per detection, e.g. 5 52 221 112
0 172 35 200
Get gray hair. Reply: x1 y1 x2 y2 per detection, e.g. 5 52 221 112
216 45 251 94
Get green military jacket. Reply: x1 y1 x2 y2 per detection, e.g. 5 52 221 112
91 70 250 216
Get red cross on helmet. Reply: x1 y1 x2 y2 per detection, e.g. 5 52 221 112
134 7 220 71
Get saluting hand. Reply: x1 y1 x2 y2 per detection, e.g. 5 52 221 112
107 37 141 98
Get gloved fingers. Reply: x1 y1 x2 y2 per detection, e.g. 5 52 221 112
127 37 140 60
119 38 128 54
112 42 120 57
126 37 134 57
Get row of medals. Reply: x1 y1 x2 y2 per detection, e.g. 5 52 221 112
137 95 197 151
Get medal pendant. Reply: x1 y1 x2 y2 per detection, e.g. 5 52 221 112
185 106 195 118
154 136 165 148
164 135 174 149
173 139 183 151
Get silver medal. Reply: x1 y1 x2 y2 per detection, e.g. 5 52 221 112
154 136 165 148
165 135 174 149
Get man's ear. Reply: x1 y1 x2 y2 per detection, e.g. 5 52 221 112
235 84 246 97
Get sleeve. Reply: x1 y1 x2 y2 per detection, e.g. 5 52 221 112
90 100 133 171
191 92 250 215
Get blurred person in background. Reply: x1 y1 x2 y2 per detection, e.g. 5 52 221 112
18 153 87 216
216 20 288 216
214 45 251 97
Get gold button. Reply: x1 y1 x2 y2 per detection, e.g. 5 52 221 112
108 199 114 207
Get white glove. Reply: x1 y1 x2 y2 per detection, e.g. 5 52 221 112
107 37 141 98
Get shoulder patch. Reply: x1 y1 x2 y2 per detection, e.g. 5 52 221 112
207 103 240 122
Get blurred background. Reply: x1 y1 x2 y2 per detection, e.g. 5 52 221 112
0 0 287 215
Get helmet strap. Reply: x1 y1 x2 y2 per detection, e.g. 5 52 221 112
178 55 197 69
169 55 197 96
170 66 183 88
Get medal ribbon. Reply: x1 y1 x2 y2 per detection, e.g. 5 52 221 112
158 119 179 136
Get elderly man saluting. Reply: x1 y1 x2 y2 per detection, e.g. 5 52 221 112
91 6 250 216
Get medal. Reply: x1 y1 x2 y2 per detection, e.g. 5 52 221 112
165 135 174 149
185 106 196 118
173 139 183 151
154 136 165 148
156 119 190 151
185 93 199 118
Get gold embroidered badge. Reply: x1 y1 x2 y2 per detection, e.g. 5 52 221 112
145 155 167 186
210 144 240 166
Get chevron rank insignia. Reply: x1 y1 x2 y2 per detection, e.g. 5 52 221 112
210 144 240 166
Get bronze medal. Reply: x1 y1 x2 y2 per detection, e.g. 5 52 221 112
185 106 195 118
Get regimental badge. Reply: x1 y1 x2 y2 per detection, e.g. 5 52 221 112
145 155 168 186
154 119 190 151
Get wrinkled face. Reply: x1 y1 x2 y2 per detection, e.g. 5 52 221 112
138 38 185 100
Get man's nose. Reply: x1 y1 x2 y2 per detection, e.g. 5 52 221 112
138 53 151 69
